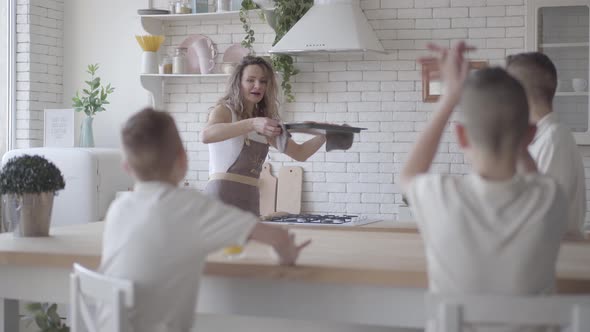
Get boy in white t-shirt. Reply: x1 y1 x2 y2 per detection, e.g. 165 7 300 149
99 108 310 332
400 42 568 331
506 52 587 238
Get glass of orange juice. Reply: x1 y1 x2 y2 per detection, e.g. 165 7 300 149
223 245 244 258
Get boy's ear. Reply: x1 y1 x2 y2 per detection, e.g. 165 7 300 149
121 160 132 174
455 123 470 149
523 124 537 146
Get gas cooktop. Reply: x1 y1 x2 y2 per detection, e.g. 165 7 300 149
263 214 378 226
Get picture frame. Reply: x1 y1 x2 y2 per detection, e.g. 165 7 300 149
43 109 75 147
422 60 488 103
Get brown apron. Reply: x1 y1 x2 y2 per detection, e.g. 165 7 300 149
204 137 269 216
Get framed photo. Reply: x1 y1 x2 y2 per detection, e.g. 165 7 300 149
422 60 488 103
44 109 75 147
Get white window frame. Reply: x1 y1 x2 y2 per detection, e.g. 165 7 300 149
6 0 15 152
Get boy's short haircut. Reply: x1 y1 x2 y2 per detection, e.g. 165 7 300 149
505 52 558 105
459 67 530 156
121 107 183 181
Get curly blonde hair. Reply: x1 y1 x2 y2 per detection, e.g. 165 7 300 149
215 56 280 120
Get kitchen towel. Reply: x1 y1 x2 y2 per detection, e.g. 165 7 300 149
326 125 354 151
276 123 290 153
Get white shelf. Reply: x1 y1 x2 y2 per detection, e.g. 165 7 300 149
140 73 230 78
140 10 252 35
555 91 589 96
540 42 589 48
139 11 240 21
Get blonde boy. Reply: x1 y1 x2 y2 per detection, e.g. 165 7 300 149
400 43 567 331
506 52 586 238
99 108 310 332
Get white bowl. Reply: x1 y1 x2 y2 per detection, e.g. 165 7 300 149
572 78 588 92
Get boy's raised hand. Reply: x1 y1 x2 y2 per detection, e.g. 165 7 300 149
249 223 311 266
420 41 474 107
274 232 312 266
400 41 475 193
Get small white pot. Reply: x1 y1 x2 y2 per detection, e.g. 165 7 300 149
141 51 158 74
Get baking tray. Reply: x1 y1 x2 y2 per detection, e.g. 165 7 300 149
285 123 366 134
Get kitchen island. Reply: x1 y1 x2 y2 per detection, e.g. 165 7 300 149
1 222 589 331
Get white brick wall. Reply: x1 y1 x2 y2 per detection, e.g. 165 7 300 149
147 0 590 222
15 0 64 148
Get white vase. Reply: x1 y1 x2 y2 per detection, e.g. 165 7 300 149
141 51 158 74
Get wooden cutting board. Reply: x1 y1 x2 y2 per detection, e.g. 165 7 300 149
276 166 303 214
258 163 277 217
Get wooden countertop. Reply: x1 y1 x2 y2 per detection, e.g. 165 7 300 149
1 222 589 293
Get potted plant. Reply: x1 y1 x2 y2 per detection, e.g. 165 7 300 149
72 63 115 147
240 0 313 102
23 303 69 332
0 155 65 237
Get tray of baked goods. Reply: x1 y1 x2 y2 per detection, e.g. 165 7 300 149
284 123 366 134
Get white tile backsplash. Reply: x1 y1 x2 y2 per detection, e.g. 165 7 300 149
9 0 590 222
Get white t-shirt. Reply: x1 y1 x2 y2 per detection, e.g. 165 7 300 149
99 181 259 332
529 112 587 237
408 173 567 332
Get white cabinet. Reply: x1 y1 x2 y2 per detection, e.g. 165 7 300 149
138 12 238 109
527 0 590 144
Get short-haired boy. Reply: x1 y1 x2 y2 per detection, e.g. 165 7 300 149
400 43 567 331
506 52 586 238
99 108 310 332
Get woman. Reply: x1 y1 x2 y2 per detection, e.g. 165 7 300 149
201 56 325 216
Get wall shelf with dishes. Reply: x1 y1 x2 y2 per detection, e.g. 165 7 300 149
540 42 590 49
140 10 257 35
527 0 590 144
138 6 254 109
555 91 590 97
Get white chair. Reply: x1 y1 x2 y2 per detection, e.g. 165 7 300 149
70 263 134 332
426 293 590 332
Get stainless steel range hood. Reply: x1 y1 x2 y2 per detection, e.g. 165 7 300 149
268 0 386 55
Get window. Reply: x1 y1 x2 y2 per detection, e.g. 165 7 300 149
0 0 14 157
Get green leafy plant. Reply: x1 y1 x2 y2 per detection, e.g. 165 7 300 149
23 302 69 332
270 0 313 101
72 64 115 117
241 0 313 102
239 0 259 52
0 155 65 195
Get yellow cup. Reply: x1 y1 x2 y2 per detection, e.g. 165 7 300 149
223 245 244 257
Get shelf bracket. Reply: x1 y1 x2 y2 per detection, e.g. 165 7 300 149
140 76 164 109
141 17 163 35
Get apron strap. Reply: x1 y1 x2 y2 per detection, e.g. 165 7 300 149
209 172 260 187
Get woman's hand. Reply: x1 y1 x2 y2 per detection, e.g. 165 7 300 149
251 117 282 137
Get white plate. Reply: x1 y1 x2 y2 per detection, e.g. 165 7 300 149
178 34 217 74
222 43 250 64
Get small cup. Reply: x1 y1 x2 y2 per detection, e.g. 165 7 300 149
217 0 230 12
223 245 244 258
220 62 236 74
572 78 588 92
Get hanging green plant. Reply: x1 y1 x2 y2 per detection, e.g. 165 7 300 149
239 0 261 53
240 0 313 102
23 302 69 332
